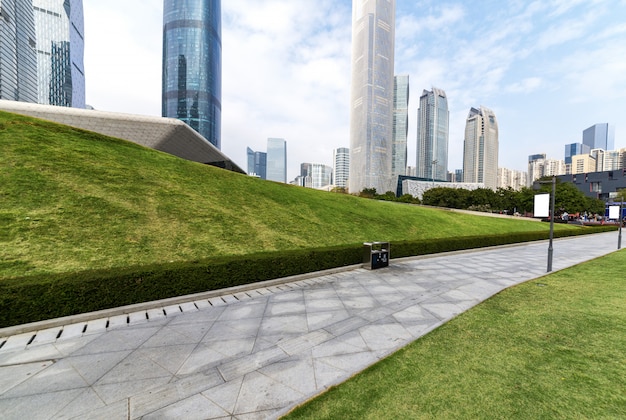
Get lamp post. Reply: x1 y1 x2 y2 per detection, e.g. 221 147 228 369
431 159 438 187
534 176 556 272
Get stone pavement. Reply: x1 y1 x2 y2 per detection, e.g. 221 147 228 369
0 232 620 419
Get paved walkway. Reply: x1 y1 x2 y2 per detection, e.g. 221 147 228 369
0 232 621 419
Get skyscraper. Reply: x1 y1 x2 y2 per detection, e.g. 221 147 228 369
333 147 350 188
349 0 395 194
564 143 590 165
266 138 286 183
463 106 498 189
392 75 409 178
416 87 449 181
33 0 85 108
246 147 266 179
0 0 38 103
583 123 615 151
162 0 221 148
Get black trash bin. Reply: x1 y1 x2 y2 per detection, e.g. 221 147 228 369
363 242 389 269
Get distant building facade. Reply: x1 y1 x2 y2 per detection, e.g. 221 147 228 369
246 147 266 179
266 138 286 183
33 0 85 108
333 147 349 188
463 106 498 189
498 167 527 190
392 74 409 178
298 163 332 189
0 0 38 103
416 87 449 181
583 123 614 151
564 143 590 165
162 0 221 148
349 0 396 194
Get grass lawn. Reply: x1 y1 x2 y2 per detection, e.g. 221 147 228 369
0 111 579 280
283 249 626 419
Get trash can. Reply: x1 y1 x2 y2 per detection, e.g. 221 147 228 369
363 242 389 269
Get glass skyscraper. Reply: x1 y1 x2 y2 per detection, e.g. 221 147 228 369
33 0 85 108
349 0 396 194
583 123 615 151
266 138 287 183
392 75 409 178
463 106 499 189
162 0 221 148
333 147 350 188
416 87 449 181
246 147 267 179
0 0 38 103
564 143 590 165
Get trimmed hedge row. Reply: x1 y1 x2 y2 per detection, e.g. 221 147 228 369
0 226 616 328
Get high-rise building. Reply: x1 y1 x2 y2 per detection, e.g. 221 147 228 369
266 138 286 183
33 0 85 108
416 87 449 181
498 168 527 191
527 154 546 185
463 106 498 189
299 163 332 189
392 75 409 178
349 0 395 194
333 147 350 188
572 153 596 174
0 0 38 103
162 0 221 148
246 147 266 179
564 143 590 165
591 148 621 172
543 158 566 177
583 123 615 151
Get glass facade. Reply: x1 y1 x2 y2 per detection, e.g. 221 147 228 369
349 0 395 194
266 138 286 183
583 123 615 152
416 87 449 181
392 75 409 178
33 0 85 108
564 143 590 165
0 0 38 103
463 106 499 189
333 147 350 188
162 0 221 149
246 147 266 179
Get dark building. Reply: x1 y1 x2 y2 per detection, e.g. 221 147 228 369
557 169 626 200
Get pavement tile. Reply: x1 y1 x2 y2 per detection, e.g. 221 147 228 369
176 343 232 376
311 330 369 358
259 352 317 395
233 371 304 415
0 388 84 420
1 358 88 398
201 376 244 415
0 360 53 395
95 351 173 385
218 347 287 382
359 322 413 351
306 309 351 331
53 388 106 419
66 350 132 385
58 323 86 341
276 331 333 356
92 377 170 405
259 314 309 336
72 326 159 356
142 393 229 420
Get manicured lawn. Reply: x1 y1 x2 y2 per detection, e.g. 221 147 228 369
0 111 577 279
283 249 626 419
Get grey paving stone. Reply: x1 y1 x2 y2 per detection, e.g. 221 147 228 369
0 360 53 395
233 371 304 415
142 393 229 420
0 388 84 420
217 347 287 382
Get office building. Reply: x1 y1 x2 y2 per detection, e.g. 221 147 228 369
299 163 332 189
498 168 527 191
571 153 596 174
543 158 566 177
463 106 498 189
583 123 614 151
349 0 396 194
266 138 286 183
392 75 409 178
0 0 38 103
564 143 590 165
246 147 266 179
162 0 221 148
33 0 85 108
333 147 349 188
416 87 449 181
591 148 621 172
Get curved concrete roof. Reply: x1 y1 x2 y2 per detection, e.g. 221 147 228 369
0 100 244 174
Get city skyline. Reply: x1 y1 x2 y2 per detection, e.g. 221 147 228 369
82 0 626 183
416 87 449 181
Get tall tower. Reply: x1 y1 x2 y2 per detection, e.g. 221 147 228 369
266 138 287 183
416 87 449 181
246 147 267 179
392 75 409 178
583 123 615 151
0 0 38 103
463 106 498 189
33 0 85 108
162 0 221 148
333 147 350 188
349 0 396 194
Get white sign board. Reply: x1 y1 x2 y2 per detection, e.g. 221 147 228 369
609 205 620 220
534 193 550 218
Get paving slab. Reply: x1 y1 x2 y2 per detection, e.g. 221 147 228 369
0 232 620 419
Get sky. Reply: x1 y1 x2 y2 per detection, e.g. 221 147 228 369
82 0 626 183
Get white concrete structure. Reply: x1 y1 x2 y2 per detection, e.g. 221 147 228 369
0 99 244 173
402 179 484 200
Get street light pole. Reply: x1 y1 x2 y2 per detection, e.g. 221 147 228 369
619 202 623 250
547 176 555 272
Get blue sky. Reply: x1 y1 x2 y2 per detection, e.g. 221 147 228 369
83 0 626 183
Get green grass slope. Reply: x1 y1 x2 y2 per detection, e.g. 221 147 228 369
1 111 572 280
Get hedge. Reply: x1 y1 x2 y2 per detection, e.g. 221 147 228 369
0 226 616 328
